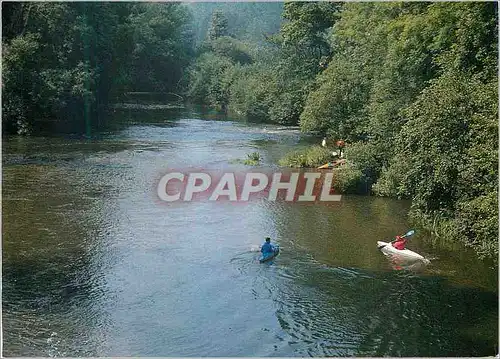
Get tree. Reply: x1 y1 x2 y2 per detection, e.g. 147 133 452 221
281 1 341 63
128 3 194 92
2 2 195 135
208 10 228 41
374 73 497 258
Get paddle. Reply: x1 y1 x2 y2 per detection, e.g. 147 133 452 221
378 230 415 249
392 230 415 242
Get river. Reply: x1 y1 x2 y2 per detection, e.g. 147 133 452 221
2 107 498 357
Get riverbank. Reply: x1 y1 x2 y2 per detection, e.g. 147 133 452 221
275 141 498 262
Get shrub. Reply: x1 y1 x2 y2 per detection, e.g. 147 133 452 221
231 152 262 166
344 141 387 184
209 36 253 65
372 157 412 198
332 164 367 194
227 65 274 120
455 190 499 259
278 146 331 168
268 86 306 125
243 152 261 165
186 52 234 109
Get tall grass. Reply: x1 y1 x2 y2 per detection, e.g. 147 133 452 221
243 152 261 165
278 146 331 168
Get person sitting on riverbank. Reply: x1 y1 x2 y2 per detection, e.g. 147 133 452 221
392 235 408 250
261 237 275 254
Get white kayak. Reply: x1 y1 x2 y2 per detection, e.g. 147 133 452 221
377 241 425 261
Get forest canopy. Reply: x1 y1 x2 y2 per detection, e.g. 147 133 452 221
2 2 194 134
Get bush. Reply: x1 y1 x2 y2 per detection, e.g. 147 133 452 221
332 164 367 194
227 64 274 120
299 55 371 140
243 151 262 165
278 150 308 168
268 84 306 125
2 33 41 134
372 157 412 198
186 52 234 109
209 36 253 65
408 209 461 248
344 141 387 184
455 190 499 259
278 146 331 168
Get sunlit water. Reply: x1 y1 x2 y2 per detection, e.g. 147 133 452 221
2 108 498 356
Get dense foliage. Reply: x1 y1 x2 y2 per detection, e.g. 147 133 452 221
336 3 497 259
185 2 340 124
2 2 193 134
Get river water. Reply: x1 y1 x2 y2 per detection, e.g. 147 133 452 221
2 107 498 357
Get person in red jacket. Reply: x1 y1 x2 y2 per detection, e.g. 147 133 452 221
336 140 345 158
392 235 408 250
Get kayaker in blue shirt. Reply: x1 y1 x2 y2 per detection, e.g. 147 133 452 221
261 237 275 254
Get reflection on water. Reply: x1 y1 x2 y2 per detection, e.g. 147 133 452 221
386 257 430 272
2 110 498 357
